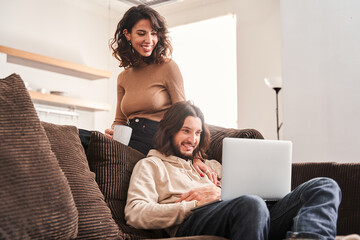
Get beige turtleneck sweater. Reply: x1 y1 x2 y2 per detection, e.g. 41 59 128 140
113 60 186 126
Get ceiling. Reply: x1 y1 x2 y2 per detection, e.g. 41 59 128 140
115 0 181 7
101 0 225 25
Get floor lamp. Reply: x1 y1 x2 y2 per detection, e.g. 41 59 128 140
264 77 283 140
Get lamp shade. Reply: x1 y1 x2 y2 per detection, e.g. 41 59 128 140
264 77 282 89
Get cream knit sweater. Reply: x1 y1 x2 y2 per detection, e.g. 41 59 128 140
125 150 221 236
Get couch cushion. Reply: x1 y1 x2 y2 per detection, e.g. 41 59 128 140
87 131 167 239
206 124 264 163
151 236 228 240
0 73 78 239
42 122 121 239
333 163 360 235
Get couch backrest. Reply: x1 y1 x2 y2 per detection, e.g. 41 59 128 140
206 124 264 163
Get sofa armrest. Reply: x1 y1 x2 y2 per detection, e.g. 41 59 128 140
206 124 264 163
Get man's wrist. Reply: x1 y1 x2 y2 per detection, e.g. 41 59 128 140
194 200 199 207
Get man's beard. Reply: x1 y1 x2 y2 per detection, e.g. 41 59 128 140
171 143 197 160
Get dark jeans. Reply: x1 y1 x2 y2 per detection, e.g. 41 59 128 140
78 118 158 156
79 128 92 153
128 118 159 156
176 177 341 240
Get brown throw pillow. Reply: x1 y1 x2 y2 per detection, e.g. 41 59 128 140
86 131 167 239
0 73 78 239
42 122 122 239
206 124 264 163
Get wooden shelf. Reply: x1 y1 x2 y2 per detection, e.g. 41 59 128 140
29 90 111 112
0 45 112 80
0 45 113 112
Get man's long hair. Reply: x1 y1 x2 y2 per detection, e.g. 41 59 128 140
154 101 210 160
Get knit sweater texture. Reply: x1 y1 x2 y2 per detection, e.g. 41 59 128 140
113 60 185 126
125 149 221 236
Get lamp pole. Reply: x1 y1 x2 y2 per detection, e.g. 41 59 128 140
274 87 283 140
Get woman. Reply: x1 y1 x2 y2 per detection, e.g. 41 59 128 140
105 5 217 183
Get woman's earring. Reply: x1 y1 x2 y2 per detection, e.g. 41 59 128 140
128 41 134 54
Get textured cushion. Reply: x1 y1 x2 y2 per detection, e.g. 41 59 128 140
150 236 228 240
87 131 167 239
206 124 264 163
0 73 78 239
42 122 121 239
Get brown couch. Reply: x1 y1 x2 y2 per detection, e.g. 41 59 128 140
1 73 359 239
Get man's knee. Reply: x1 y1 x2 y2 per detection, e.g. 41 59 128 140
237 195 267 208
312 177 341 194
306 177 342 204
230 195 270 221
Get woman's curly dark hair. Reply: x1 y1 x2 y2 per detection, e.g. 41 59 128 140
110 5 172 69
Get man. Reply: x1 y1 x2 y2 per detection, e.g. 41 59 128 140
125 101 341 240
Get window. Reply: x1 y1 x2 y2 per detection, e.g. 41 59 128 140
170 14 237 127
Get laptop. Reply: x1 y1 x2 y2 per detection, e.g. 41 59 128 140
221 137 292 201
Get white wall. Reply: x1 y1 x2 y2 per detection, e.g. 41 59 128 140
159 0 282 138
281 0 360 162
171 15 238 128
4 0 356 163
0 0 282 139
0 0 119 131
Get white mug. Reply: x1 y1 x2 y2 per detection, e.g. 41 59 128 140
113 125 132 145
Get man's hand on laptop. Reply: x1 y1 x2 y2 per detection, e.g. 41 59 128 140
176 185 221 206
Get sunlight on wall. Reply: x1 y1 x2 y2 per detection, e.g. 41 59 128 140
170 14 237 128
